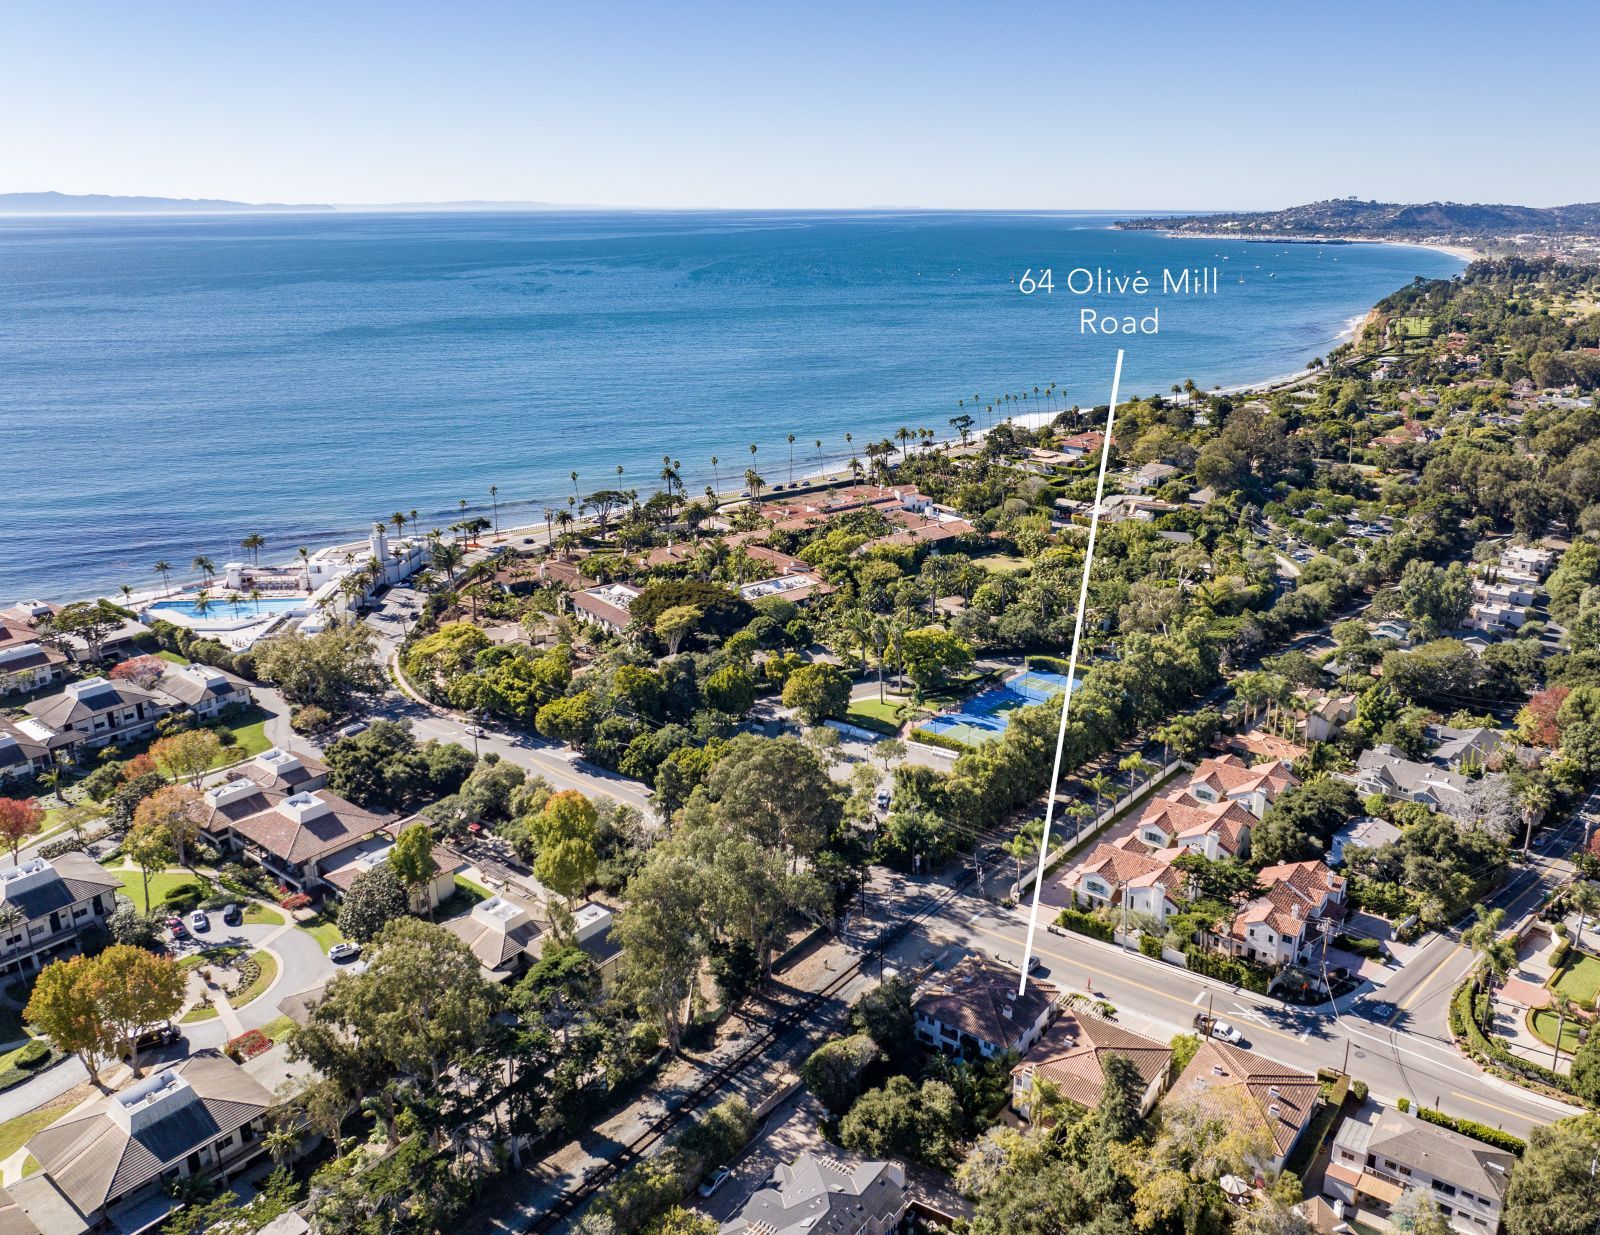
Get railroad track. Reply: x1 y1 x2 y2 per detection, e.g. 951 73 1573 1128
520 870 975 1233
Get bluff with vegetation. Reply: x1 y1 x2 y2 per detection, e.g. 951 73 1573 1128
1118 198 1600 242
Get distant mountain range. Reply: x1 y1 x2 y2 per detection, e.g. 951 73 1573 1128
0 191 579 214
1118 198 1600 240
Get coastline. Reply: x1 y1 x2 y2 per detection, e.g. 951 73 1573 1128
1135 229 1484 264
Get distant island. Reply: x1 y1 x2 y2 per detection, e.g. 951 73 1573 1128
1118 197 1600 257
0 191 577 215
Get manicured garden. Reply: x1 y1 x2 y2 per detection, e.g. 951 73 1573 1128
1552 951 1600 1006
1529 1007 1587 1054
845 698 904 736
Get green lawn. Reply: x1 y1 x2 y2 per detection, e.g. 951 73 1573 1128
225 713 273 760
1397 315 1433 337
232 950 279 1008
0 1098 75 1162
181 1002 219 1024
154 650 191 665
258 1014 297 1043
1529 1007 1588 1054
1553 952 1600 1006
298 914 347 953
244 904 285 927
969 553 1031 574
846 699 903 736
99 864 208 914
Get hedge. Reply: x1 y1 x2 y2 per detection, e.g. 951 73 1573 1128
1026 654 1074 675
1449 981 1578 1099
1138 934 1163 959
910 727 972 753
1416 1105 1526 1156
1057 907 1114 943
1182 945 1271 994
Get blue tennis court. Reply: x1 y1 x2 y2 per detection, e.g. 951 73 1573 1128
920 669 1079 745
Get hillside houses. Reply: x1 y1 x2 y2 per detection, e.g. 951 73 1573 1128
1208 860 1346 969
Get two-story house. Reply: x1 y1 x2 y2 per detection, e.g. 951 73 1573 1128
23 677 172 751
1053 837 1186 926
12 1053 274 1235
1129 793 1257 860
1177 754 1298 820
153 662 253 719
1012 1008 1172 1121
1213 860 1346 969
196 772 388 892
0 854 120 978
1163 1041 1321 1172
0 617 68 697
1325 1102 1513 1233
0 718 80 786
913 955 1059 1059
720 1152 909 1235
1348 745 1475 819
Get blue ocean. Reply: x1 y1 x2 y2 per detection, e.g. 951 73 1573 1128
0 210 1463 601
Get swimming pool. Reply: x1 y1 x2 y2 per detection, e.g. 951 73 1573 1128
148 595 308 622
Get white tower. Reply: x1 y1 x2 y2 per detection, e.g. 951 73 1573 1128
369 522 390 584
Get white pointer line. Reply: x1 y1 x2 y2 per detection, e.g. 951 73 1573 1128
1018 348 1124 996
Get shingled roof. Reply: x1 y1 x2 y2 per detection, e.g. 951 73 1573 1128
914 956 1058 1053
1166 1041 1320 1159
1013 1009 1172 1113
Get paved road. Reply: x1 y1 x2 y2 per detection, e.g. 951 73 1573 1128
888 883 1580 1139
356 585 655 817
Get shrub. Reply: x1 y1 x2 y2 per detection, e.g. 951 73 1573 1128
1138 934 1163 958
1350 1079 1369 1102
1181 945 1271 994
1057 907 1114 942
1026 654 1074 675
1397 1096 1410 1112
161 881 209 912
1415 1105 1525 1156
39 836 91 860
910 727 970 753
279 892 312 911
225 1029 272 1061
14 1041 51 1070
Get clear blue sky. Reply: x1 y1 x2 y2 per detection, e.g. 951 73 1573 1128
6 0 1597 209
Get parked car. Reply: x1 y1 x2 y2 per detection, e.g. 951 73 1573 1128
336 721 368 739
222 903 243 927
166 916 189 941
875 788 891 810
190 910 209 933
329 942 362 963
698 1169 732 1198
121 1023 182 1059
1193 1013 1243 1044
466 725 488 738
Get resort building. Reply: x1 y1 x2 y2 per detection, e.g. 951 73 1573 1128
0 717 79 784
719 1152 909 1235
1 601 149 665
240 747 329 795
1163 1042 1321 1172
1426 725 1507 772
196 775 389 892
1292 689 1357 743
912 955 1059 1059
320 830 460 915
572 901 624 992
23 676 172 750
12 1053 274 1235
153 662 253 718
443 893 546 982
0 617 68 696
0 853 120 977
1324 1102 1513 1233
1011 1008 1172 1120
565 582 643 635
737 571 834 605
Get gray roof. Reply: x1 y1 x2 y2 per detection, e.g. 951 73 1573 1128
21 1052 271 1224
1427 725 1504 769
721 1152 908 1235
1352 746 1473 816
23 679 166 730
0 852 119 923
154 663 252 708
1341 1103 1515 1200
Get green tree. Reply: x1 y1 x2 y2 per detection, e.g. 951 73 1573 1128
654 605 703 656
1504 1115 1600 1235
801 1033 881 1116
838 1075 965 1169
124 819 174 913
337 862 410 942
781 662 851 724
614 848 706 1051
253 623 386 711
388 819 438 917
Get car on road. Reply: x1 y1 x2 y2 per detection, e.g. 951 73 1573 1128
190 910 209 933
1024 954 1043 974
875 788 891 810
467 725 489 738
697 1169 732 1198
335 721 368 739
1193 1012 1244 1044
329 942 362 962
222 903 242 927
165 916 189 941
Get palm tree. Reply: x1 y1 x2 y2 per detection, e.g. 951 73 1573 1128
391 512 407 538
153 561 172 593
240 533 266 564
1550 991 1575 1068
191 556 216 587
570 471 580 504
787 433 797 484
1086 773 1115 824
710 456 720 497
193 590 212 619
118 584 133 606
263 1121 303 1166
249 587 263 614
1571 882 1600 953
744 468 765 506
1465 904 1516 1027
489 485 500 540
297 546 311 590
